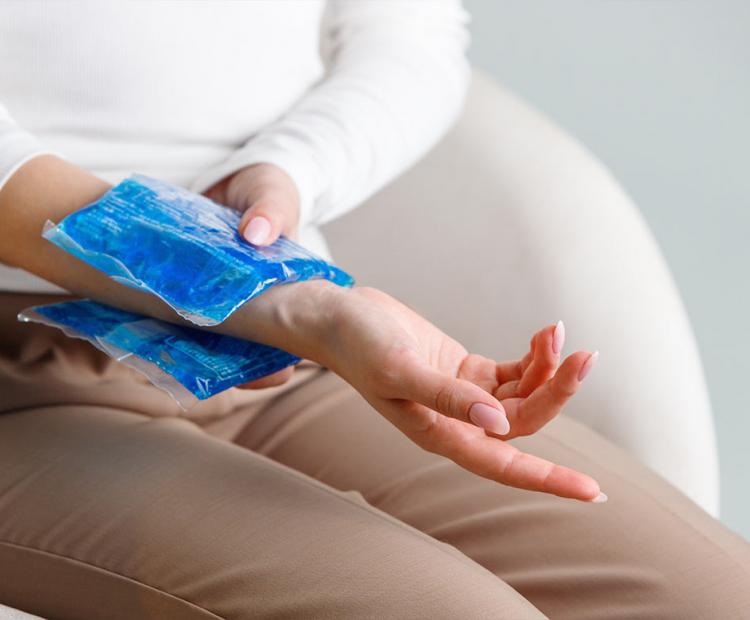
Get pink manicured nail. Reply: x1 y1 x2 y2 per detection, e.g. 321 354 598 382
468 403 510 436
552 320 565 355
591 492 608 503
578 350 599 382
243 216 271 245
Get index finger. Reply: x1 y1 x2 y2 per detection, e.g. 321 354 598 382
390 400 604 502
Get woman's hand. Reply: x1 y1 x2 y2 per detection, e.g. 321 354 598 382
204 163 300 246
321 286 603 502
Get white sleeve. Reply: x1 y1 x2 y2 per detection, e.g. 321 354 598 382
0 103 51 191
191 0 470 229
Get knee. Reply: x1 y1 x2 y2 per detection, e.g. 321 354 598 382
193 476 543 619
580 499 750 619
329 525 544 619
646 537 750 619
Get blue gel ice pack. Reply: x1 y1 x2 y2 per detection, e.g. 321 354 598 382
19 300 300 407
43 175 354 326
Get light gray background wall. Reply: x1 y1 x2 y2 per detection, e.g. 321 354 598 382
465 0 749 538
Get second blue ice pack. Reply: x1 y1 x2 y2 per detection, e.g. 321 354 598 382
19 300 300 407
43 175 354 326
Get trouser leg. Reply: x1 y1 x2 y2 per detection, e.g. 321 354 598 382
0 404 545 619
236 370 750 619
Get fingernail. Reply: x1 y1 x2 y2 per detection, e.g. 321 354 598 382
578 350 599 382
468 402 510 435
552 320 565 355
243 216 271 245
591 492 608 503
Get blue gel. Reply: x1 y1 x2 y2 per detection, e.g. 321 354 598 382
19 300 300 406
43 175 354 326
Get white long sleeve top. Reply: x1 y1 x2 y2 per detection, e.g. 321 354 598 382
0 0 469 293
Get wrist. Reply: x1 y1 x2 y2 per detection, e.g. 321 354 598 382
223 279 348 366
268 279 346 365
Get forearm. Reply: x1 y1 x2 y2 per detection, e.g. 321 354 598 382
0 155 341 364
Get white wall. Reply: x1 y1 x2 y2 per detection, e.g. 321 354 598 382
465 0 750 538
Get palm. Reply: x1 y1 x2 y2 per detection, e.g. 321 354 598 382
332 287 602 502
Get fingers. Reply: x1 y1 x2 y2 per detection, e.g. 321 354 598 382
457 353 503 393
502 350 599 437
388 401 602 502
237 165 299 246
395 359 510 435
236 366 295 390
494 358 524 386
492 446 602 501
493 321 564 400
516 321 564 397
205 164 300 247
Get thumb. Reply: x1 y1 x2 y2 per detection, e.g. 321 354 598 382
398 362 510 436
239 196 298 247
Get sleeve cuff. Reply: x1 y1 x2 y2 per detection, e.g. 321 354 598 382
189 145 322 230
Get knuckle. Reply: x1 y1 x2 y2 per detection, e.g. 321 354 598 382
549 379 575 399
372 363 402 392
540 354 557 369
376 345 419 390
433 383 460 417
498 445 521 479
404 411 442 448
540 463 555 492
458 353 483 375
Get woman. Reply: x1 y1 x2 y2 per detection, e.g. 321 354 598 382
0 2 748 618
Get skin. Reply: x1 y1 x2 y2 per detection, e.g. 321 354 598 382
205 163 301 245
0 156 602 503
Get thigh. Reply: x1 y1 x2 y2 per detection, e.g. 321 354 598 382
0 404 543 620
236 370 750 620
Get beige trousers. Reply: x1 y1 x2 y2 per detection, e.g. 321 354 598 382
1 293 749 619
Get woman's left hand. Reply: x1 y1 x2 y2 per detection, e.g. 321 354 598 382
324 286 604 502
204 163 300 247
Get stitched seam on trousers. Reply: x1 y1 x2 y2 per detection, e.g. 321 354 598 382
537 427 750 576
0 539 225 620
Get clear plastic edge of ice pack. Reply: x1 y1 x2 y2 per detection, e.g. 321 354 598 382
17 307 199 410
41 177 355 326
42 219 227 327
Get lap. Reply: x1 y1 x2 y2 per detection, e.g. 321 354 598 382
0 403 540 619
236 369 750 620
2 311 748 619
